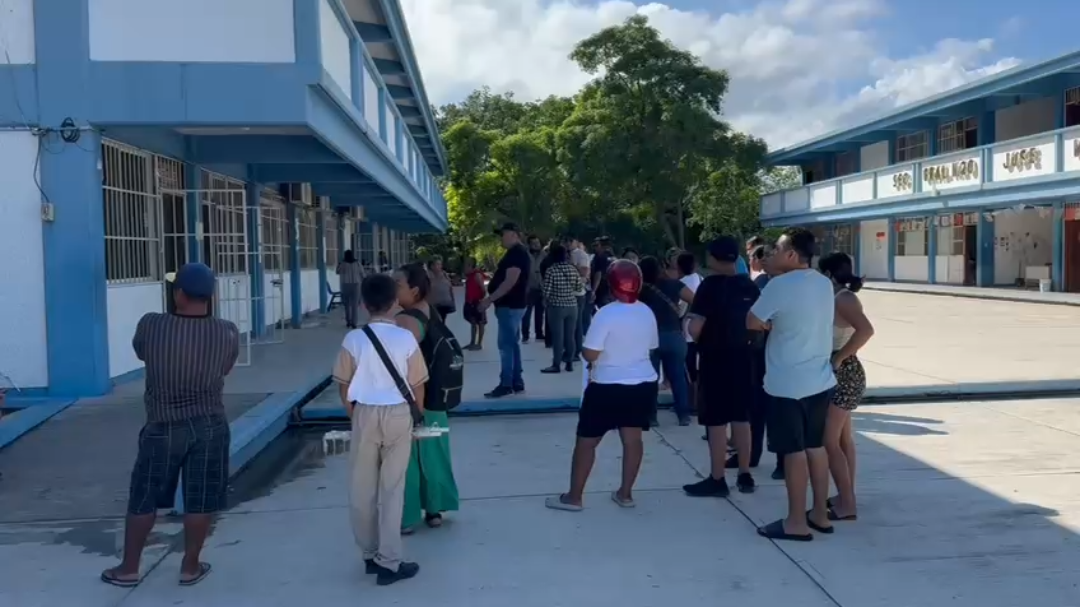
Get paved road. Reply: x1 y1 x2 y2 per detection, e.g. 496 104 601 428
6 396 1079 607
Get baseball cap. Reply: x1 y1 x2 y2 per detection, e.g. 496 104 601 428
169 263 217 299
494 222 521 235
707 236 741 263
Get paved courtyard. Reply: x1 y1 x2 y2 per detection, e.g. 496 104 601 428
5 396 1080 607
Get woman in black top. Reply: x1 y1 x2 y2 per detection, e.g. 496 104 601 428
637 256 695 426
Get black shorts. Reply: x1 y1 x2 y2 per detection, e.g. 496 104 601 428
463 302 487 325
766 388 834 455
697 355 760 427
577 381 657 438
127 415 231 515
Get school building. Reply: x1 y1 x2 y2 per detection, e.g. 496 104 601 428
0 0 447 397
760 50 1080 293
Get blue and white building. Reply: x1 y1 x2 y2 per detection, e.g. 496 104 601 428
761 50 1080 294
0 0 447 397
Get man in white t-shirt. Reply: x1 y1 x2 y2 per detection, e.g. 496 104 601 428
333 273 428 585
747 228 837 542
564 235 593 355
546 260 658 512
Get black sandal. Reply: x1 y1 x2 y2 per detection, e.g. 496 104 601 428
757 519 813 542
100 569 140 588
179 562 212 586
827 507 857 521
806 511 834 534
425 513 443 528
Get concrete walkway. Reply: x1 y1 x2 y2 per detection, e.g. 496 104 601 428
863 280 1080 306
8 396 1079 606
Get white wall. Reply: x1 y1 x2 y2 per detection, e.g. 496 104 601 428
859 219 889 280
301 269 322 314
992 208 1053 286
107 284 163 378
0 131 48 387
363 67 380 134
215 275 252 335
860 141 889 171
894 255 928 282
89 0 296 62
1 0 36 63
995 97 1057 142
318 0 352 98
263 271 291 326
935 255 966 285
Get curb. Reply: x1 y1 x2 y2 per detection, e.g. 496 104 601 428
863 285 1080 308
0 398 79 451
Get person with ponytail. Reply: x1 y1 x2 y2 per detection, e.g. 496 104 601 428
817 252 874 524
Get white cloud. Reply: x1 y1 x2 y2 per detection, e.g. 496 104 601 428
400 0 1020 149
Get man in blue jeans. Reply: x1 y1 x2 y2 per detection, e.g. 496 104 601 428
479 222 532 398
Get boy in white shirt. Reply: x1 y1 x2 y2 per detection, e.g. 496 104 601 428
546 260 659 511
333 273 428 585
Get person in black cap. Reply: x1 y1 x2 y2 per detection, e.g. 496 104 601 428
103 263 240 588
590 237 615 308
682 237 764 497
479 222 532 398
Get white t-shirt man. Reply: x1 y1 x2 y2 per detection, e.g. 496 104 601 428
570 246 591 296
582 301 659 385
333 321 429 405
748 269 836 400
679 273 702 342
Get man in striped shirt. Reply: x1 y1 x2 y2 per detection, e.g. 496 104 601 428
102 262 240 589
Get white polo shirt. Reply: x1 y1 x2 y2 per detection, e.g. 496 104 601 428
333 320 428 405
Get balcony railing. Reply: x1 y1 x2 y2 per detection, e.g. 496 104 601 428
761 126 1080 218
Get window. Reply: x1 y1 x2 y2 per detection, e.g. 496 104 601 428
833 225 855 258
935 215 968 256
938 118 978 154
835 152 856 177
199 171 247 276
260 190 289 273
297 207 319 269
103 140 159 284
325 213 340 267
357 222 375 271
1066 86 1080 128
803 160 823 184
895 218 929 256
896 131 929 162
155 156 188 276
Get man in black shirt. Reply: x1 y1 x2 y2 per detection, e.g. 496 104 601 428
479 222 532 398
522 235 547 344
590 237 614 307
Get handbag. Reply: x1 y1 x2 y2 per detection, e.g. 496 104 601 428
361 325 424 426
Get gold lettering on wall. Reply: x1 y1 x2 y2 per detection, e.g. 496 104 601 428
891 172 913 192
923 159 979 185
1001 147 1042 173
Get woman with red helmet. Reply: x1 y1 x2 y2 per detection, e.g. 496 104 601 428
546 259 660 511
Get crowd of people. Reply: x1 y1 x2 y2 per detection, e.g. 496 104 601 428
102 222 874 590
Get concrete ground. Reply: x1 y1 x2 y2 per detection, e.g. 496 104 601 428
6 397 1080 607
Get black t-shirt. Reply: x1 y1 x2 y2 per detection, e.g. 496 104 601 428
591 252 613 302
639 279 685 332
690 273 761 361
752 274 770 290
539 253 555 278
488 243 531 309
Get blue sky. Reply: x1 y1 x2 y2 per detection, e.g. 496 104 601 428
403 0 1073 146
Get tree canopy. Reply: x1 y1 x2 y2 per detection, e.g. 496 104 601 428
418 15 799 267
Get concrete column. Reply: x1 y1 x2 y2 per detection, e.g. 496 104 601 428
976 213 995 287
185 163 202 263
852 222 862 277
245 180 264 336
1053 201 1065 291
927 218 938 284
36 0 110 396
886 217 896 282
316 205 328 312
287 201 303 328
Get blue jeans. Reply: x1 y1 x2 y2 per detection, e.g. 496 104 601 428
495 306 526 388
651 330 691 419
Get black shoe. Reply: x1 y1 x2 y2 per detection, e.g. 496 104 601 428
771 464 785 480
540 366 561 374
522 336 530 344
485 386 514 399
736 472 756 494
513 384 525 393
725 455 760 470
375 562 420 586
364 559 379 574
677 415 692 427
683 476 730 498
564 362 574 372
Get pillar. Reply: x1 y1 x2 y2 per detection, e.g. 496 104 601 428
185 162 202 263
1053 201 1065 291
316 206 329 312
336 213 346 263
378 89 387 143
287 202 303 328
852 222 862 277
976 213 995 287
245 180 265 336
927 218 938 284
36 0 110 396
886 217 896 282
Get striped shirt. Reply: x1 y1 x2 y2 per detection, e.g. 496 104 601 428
134 313 241 423
337 261 364 284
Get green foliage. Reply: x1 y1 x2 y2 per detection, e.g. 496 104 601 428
431 15 786 261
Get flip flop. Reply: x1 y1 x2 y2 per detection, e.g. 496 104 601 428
756 519 813 542
545 494 583 512
100 569 140 588
179 562 212 586
827 507 858 522
610 491 636 508
806 511 834 534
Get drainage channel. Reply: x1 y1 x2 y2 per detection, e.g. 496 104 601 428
227 423 348 508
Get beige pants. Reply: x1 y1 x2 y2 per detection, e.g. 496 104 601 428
349 403 413 571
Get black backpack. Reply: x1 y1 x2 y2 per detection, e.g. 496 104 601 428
707 274 764 351
401 308 465 411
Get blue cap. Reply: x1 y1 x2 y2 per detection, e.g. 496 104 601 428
172 263 216 299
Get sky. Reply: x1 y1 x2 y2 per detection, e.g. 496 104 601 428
399 0 1078 149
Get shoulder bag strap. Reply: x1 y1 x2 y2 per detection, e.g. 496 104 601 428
646 283 683 316
361 325 423 425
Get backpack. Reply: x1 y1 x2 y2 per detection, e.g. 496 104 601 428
401 308 465 411
707 275 764 351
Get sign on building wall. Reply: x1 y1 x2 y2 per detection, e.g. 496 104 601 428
875 166 915 199
1065 134 1080 173
991 134 1057 182
922 152 981 191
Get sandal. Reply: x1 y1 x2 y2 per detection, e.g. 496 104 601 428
545 494 583 512
610 491 635 508
806 511 834 534
827 507 857 522
756 519 813 542
100 569 140 588
425 513 443 528
179 562 212 586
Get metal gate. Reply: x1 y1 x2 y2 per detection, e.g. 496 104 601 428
258 189 288 345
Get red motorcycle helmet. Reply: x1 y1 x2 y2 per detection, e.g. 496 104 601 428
607 259 643 304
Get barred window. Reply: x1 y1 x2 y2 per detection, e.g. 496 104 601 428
103 140 159 284
156 157 188 276
325 213 340 267
896 131 929 162
357 223 375 271
297 207 319 269
199 171 248 276
1066 86 1080 128
937 118 978 154
260 191 289 273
